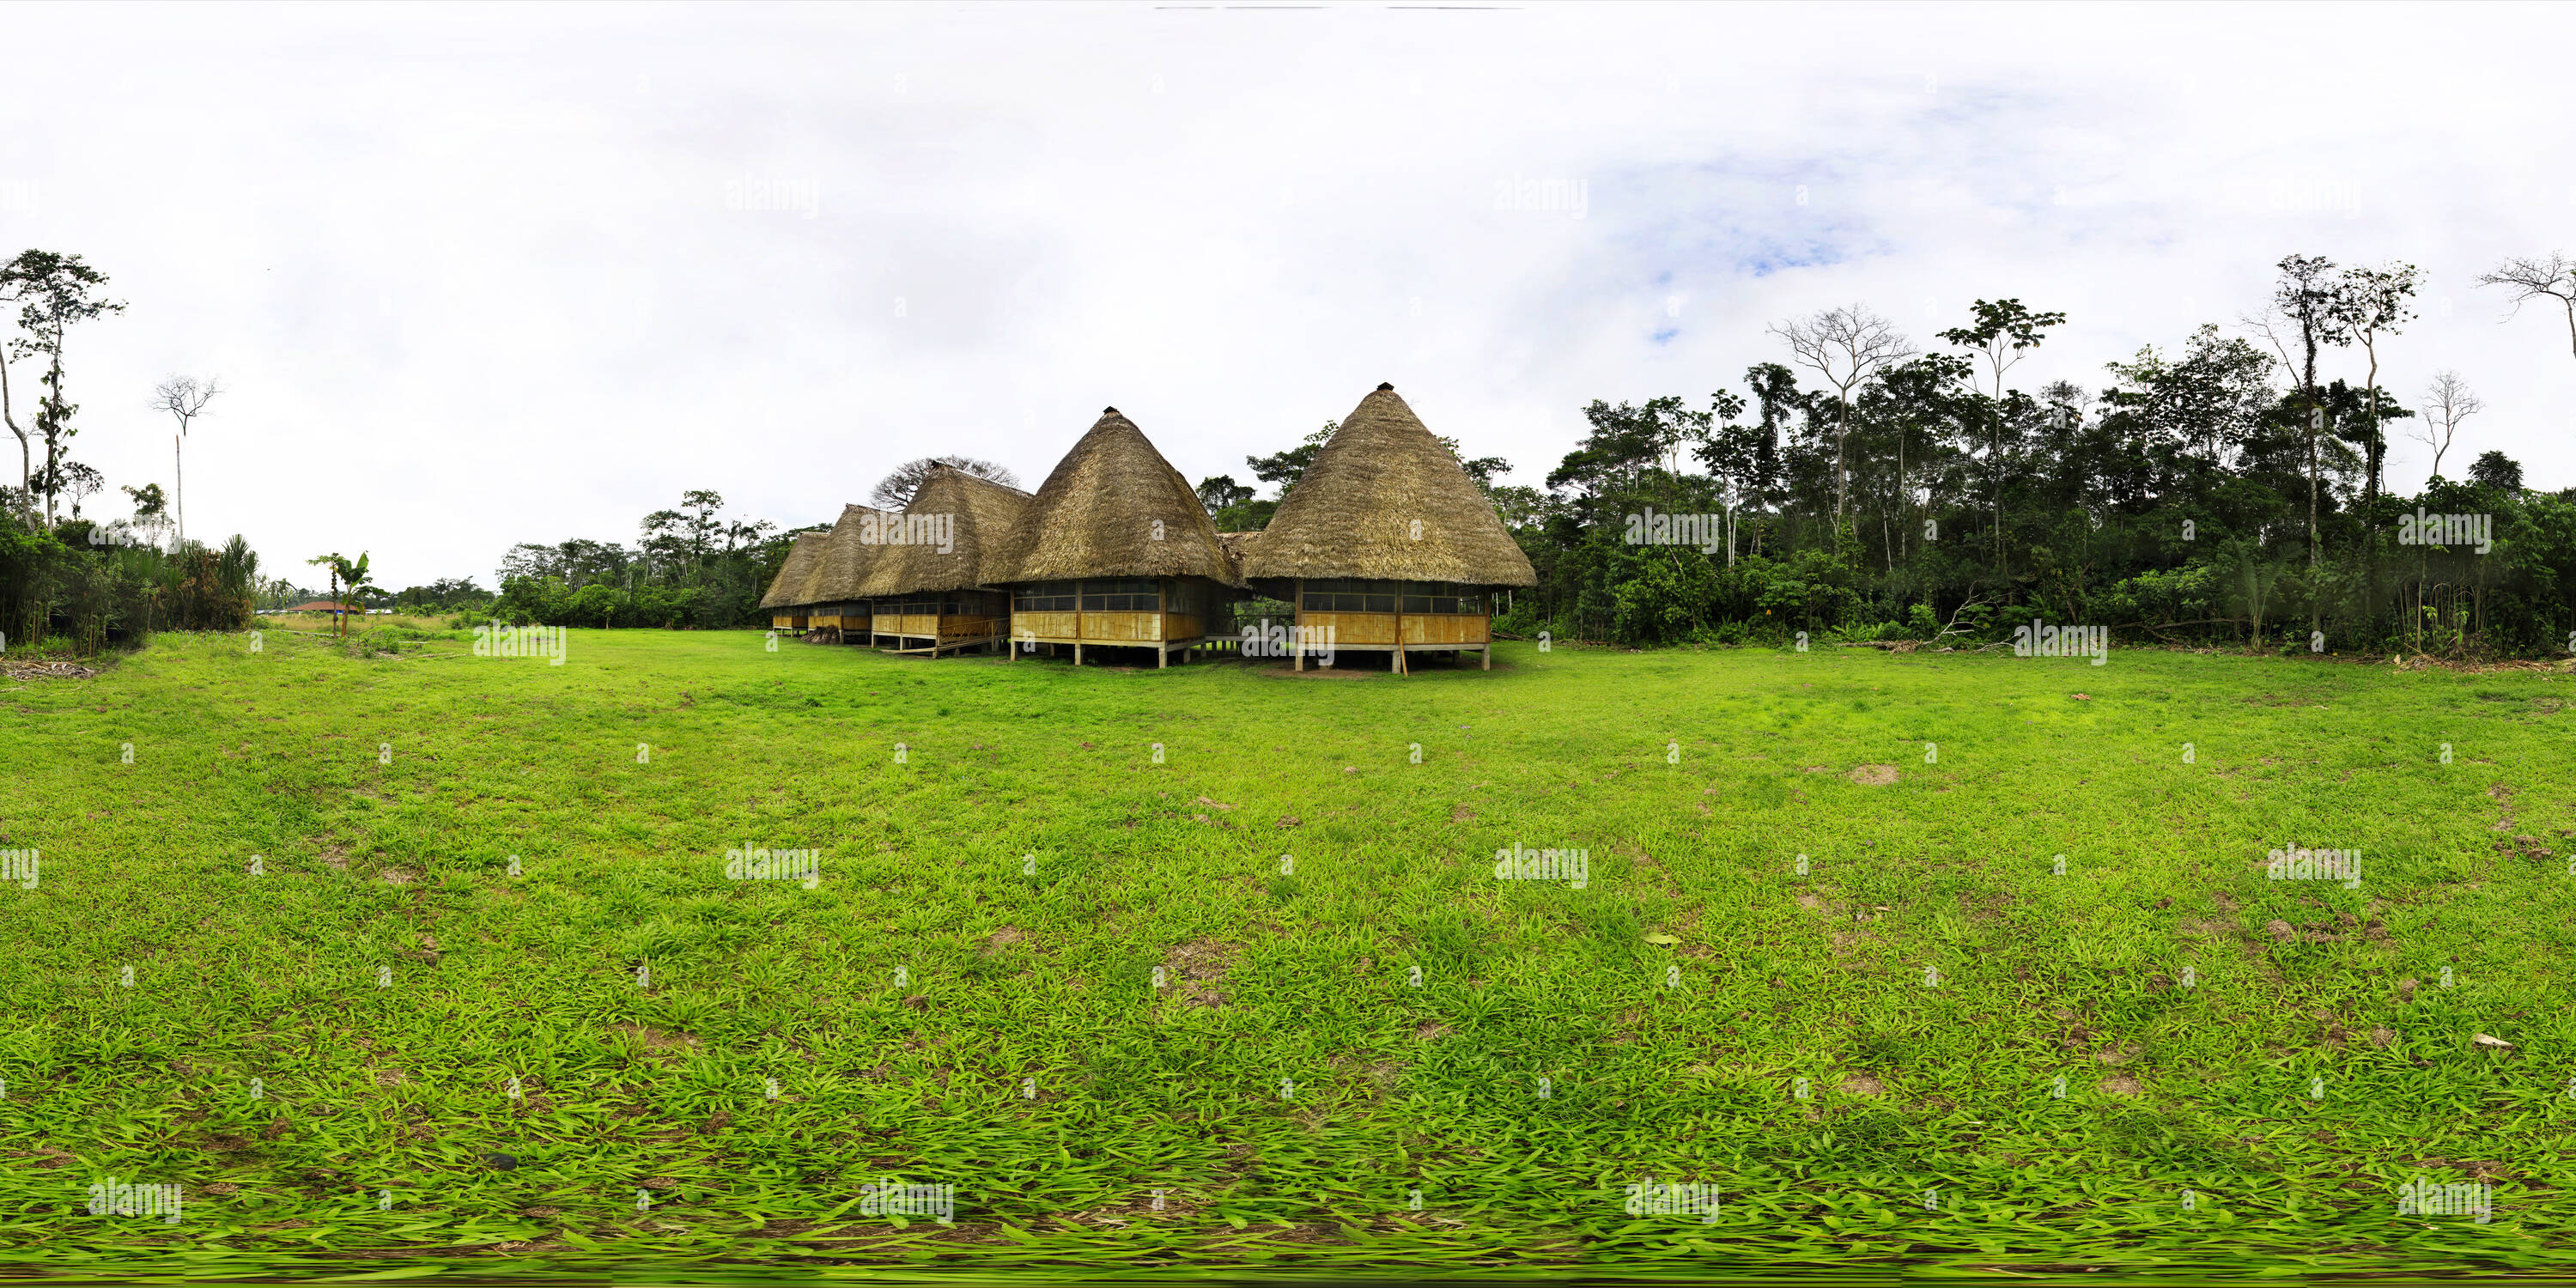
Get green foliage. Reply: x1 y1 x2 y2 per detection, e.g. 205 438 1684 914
1515 299 2573 657
4 634 2573 1268
0 522 256 654
498 490 777 629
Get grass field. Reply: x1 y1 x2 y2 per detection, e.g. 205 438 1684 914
3 626 2572 1277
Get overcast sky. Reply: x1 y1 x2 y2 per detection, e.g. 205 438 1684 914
8 2 2573 588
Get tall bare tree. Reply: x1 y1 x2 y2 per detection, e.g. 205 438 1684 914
2412 369 2482 481
2473 252 2576 358
2246 255 2336 586
2 251 125 526
869 455 1019 511
0 270 25 520
1769 304 1912 525
1939 298 2066 567
151 375 222 549
2323 262 2419 506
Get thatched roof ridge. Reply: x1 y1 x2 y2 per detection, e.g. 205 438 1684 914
802 503 901 604
758 530 832 608
1000 409 1246 587
854 468 1032 597
1236 385 1536 586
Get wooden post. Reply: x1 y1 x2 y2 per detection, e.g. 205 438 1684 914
1294 580 1304 671
1396 588 1408 677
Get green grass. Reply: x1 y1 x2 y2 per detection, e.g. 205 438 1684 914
2 629 2572 1276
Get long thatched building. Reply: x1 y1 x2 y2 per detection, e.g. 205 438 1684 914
1235 383 1537 674
796 504 901 641
999 407 1246 668
761 530 833 632
852 466 1031 656
761 383 1528 676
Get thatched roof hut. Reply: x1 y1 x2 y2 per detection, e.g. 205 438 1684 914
1236 384 1536 587
803 503 902 605
1001 408 1245 587
855 468 1032 598
758 531 833 610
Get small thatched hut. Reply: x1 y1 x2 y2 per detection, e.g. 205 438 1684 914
998 407 1248 668
761 531 833 631
1236 383 1536 674
796 504 901 641
854 466 1030 656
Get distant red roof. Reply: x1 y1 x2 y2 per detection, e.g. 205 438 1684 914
289 600 362 612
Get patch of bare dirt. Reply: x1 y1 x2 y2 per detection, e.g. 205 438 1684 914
1847 764 1899 786
2099 1073 2142 1097
0 659 98 680
1838 1072 1885 1097
1163 939 1239 1009
611 1023 701 1054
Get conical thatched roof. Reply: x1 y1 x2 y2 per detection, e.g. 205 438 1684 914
854 468 1032 597
1001 408 1246 587
803 503 901 604
1236 384 1536 586
758 531 831 609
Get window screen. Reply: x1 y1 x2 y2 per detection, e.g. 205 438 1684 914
1014 581 1077 612
1078 579 1161 611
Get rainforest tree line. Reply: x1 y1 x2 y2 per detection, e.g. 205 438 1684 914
1213 254 2575 655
